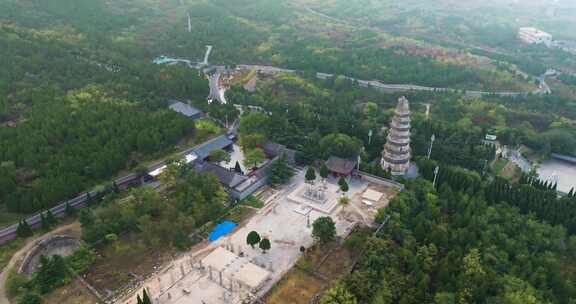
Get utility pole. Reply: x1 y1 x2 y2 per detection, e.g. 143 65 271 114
432 166 440 188
427 134 436 159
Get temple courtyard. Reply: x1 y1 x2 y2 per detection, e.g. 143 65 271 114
119 168 399 304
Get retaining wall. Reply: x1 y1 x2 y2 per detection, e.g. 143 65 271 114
357 171 405 191
18 235 82 276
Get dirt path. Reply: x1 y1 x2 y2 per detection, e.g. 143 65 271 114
0 222 81 304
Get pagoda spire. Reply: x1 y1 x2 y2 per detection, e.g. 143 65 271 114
381 96 412 175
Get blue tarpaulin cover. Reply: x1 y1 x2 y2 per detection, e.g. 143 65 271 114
208 220 237 241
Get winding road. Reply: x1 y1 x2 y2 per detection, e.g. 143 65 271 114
238 64 550 97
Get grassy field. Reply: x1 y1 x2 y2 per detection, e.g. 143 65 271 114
500 161 522 182
265 241 356 304
265 268 326 304
44 278 99 304
492 159 509 175
241 195 265 209
85 234 175 295
0 238 25 271
224 205 255 223
0 208 26 229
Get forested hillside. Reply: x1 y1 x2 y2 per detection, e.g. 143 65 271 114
336 179 576 303
1 0 574 221
0 0 208 213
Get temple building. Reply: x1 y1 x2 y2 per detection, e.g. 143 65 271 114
381 96 412 175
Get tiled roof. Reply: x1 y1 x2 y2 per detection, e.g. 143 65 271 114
193 135 233 159
196 162 247 188
326 156 357 175
168 100 202 118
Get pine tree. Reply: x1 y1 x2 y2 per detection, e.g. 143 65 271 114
305 167 316 184
45 210 57 227
320 163 329 180
65 202 76 217
339 177 349 194
40 213 49 230
247 231 261 248
259 238 271 253
142 289 152 304
16 220 33 238
234 161 243 174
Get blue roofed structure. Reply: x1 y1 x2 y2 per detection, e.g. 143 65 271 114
168 100 203 120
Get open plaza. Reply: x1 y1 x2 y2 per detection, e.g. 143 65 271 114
119 168 399 304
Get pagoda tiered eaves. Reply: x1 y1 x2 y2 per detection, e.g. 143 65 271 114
381 96 412 175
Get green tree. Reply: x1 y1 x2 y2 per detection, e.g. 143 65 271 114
34 255 68 293
234 161 243 174
259 238 271 253
244 148 266 169
239 112 270 135
498 292 539 304
319 133 363 158
157 159 185 190
209 150 230 163
239 133 266 151
142 289 152 304
16 220 33 238
247 231 261 248
338 196 351 207
312 217 336 244
320 163 329 180
268 156 294 187
45 210 57 227
320 284 357 304
66 245 97 274
339 177 349 194
363 102 378 118
434 292 456 304
65 202 76 217
17 293 42 304
40 213 49 231
6 271 28 297
0 97 7 118
305 167 316 184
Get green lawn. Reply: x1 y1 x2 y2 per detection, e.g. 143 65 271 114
224 206 253 223
0 207 28 230
241 195 265 209
492 159 509 175
0 238 26 271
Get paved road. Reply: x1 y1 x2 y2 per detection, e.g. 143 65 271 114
502 146 533 173
299 6 551 97
238 65 547 97
207 68 228 104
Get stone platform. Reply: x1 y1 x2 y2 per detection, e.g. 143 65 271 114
286 182 340 214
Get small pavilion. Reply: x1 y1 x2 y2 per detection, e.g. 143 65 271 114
325 156 357 177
